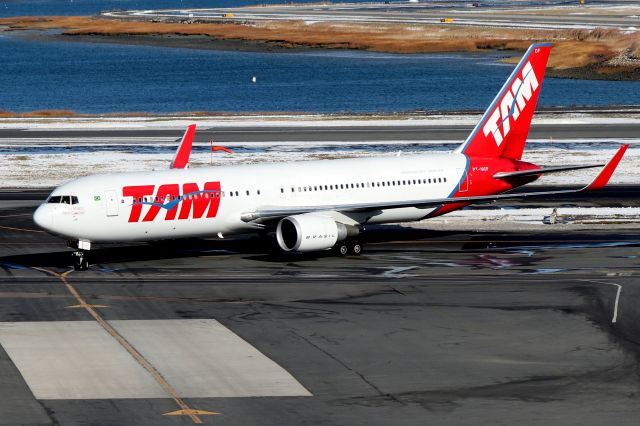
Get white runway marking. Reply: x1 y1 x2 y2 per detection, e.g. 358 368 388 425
111 319 311 398
580 279 623 323
0 319 311 399
0 321 165 399
380 266 419 278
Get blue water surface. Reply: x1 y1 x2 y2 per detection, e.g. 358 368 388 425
1 32 639 114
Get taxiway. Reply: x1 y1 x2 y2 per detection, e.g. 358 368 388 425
104 2 640 31
0 191 639 425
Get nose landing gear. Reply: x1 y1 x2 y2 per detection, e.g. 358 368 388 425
72 251 89 271
68 239 91 271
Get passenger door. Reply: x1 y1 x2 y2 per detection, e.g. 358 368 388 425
457 168 469 193
105 190 119 216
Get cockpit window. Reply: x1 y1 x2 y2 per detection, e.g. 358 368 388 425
47 195 79 205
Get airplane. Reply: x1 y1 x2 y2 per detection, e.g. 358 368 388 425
33 43 629 270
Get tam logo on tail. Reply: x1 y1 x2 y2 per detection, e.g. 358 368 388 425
483 60 539 147
456 43 552 161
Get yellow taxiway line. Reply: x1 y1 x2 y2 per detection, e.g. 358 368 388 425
32 267 219 423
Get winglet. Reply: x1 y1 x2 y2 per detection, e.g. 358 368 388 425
170 124 196 169
582 144 628 192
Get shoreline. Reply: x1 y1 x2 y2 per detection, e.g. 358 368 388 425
3 107 640 121
2 16 640 81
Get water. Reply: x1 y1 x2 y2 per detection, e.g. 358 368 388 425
1 0 640 114
1 31 639 114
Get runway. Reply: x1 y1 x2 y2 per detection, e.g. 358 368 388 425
106 2 640 31
1 194 639 425
4 121 640 143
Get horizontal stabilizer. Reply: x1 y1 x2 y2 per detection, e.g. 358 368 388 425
493 164 603 179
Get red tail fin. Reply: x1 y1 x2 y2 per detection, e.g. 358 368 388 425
455 43 552 160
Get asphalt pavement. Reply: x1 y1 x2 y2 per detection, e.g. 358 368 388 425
0 197 639 425
3 122 640 143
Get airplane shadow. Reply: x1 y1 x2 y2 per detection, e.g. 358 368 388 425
0 226 473 269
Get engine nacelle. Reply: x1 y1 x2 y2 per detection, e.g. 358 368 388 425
276 214 349 252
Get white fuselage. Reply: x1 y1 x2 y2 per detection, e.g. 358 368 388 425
33 153 468 243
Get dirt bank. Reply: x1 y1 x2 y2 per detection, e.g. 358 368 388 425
2 16 640 80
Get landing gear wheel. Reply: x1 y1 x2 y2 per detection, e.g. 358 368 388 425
350 242 362 255
337 244 349 256
72 251 89 271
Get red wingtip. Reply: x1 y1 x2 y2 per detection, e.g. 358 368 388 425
171 124 197 169
584 144 629 191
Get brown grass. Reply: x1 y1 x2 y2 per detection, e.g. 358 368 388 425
1 16 640 79
0 109 77 117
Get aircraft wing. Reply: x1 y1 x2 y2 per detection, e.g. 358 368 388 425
241 144 628 223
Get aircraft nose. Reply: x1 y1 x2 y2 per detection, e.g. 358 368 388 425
33 205 53 231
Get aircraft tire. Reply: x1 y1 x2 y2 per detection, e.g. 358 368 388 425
350 242 362 255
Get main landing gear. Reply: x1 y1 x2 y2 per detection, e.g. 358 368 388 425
335 239 363 256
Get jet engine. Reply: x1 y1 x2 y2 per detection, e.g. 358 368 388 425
276 214 350 252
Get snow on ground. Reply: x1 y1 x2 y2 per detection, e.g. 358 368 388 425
1 143 638 188
411 207 640 230
2 110 640 193
433 207 640 224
